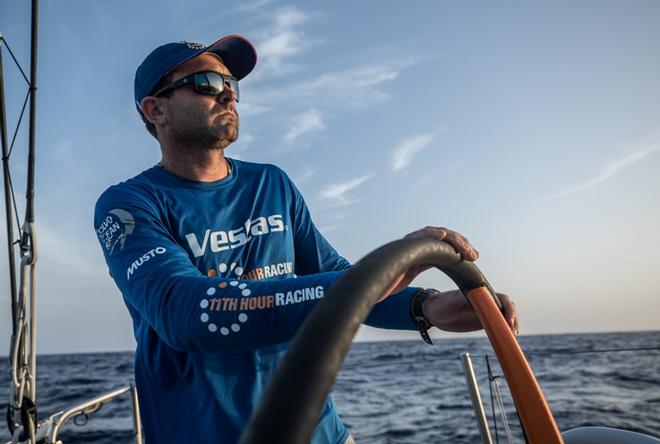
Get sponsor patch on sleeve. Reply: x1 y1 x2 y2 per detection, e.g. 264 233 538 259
96 209 135 254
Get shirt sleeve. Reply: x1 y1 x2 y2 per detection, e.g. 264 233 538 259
94 186 347 353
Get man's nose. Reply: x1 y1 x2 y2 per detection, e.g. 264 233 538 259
218 82 237 104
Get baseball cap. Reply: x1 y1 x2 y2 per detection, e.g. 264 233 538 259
134 34 257 112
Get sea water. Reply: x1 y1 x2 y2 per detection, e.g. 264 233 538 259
1 331 659 443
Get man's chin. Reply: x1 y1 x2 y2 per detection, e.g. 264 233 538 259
222 128 238 144
212 129 238 150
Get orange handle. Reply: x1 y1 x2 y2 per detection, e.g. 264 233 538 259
466 287 564 444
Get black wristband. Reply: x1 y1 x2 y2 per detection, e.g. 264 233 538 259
410 289 435 345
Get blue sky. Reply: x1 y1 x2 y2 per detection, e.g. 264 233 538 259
1 0 659 354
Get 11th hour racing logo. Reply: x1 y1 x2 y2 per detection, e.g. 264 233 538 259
185 214 287 258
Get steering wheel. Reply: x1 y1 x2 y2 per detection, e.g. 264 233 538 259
238 237 658 444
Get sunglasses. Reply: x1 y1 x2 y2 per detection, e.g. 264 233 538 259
153 71 240 102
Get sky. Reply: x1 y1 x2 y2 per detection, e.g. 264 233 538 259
0 0 659 355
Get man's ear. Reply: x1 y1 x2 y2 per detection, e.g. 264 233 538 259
140 96 167 125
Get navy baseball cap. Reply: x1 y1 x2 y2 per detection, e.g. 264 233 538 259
134 34 257 113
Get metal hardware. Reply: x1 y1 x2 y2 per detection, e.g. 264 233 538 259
461 353 493 444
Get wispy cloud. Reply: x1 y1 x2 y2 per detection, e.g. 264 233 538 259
235 0 272 13
291 167 316 185
253 6 315 74
244 60 413 114
410 163 461 194
284 109 325 142
550 146 660 200
298 65 399 103
318 174 373 205
293 60 421 107
411 175 432 194
391 133 434 171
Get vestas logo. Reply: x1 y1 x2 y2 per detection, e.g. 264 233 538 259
127 247 167 280
185 214 286 258
96 209 135 254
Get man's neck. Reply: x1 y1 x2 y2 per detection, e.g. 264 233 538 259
158 147 231 182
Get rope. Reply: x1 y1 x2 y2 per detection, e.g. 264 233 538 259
491 375 514 444
485 355 500 444
0 37 30 83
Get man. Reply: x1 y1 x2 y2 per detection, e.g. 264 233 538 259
94 35 518 443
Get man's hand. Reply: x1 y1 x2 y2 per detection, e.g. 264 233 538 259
422 290 520 335
406 226 479 261
383 226 479 298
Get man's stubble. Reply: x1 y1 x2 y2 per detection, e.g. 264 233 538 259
169 103 238 152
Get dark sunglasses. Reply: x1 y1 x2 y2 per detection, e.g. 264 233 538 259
152 71 240 102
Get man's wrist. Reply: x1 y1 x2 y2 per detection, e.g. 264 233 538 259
410 288 439 345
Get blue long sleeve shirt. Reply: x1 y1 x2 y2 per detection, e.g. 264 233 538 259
94 159 418 443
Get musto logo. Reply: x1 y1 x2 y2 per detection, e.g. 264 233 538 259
198 281 325 336
126 247 167 280
185 215 286 258
96 209 135 254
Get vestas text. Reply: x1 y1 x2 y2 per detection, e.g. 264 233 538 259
185 215 286 258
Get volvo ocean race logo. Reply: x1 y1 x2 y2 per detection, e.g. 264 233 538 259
96 209 135 254
185 214 286 258
181 41 205 49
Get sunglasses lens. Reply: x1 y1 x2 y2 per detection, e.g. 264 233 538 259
194 72 240 102
194 72 222 95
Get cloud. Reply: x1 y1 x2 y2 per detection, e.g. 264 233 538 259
291 167 316 185
550 146 660 199
318 174 373 205
235 0 273 13
293 64 405 106
243 60 412 115
253 6 315 74
301 65 398 97
284 109 325 142
391 133 434 171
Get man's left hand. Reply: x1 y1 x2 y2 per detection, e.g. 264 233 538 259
405 226 479 261
385 226 479 297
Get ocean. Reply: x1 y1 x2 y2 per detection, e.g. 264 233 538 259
2 331 659 443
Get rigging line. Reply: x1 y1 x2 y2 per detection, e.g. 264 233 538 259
492 378 514 444
485 355 500 444
8 88 31 158
0 38 30 84
8 172 23 241
485 355 528 443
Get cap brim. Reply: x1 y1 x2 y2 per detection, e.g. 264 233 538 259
205 35 257 81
